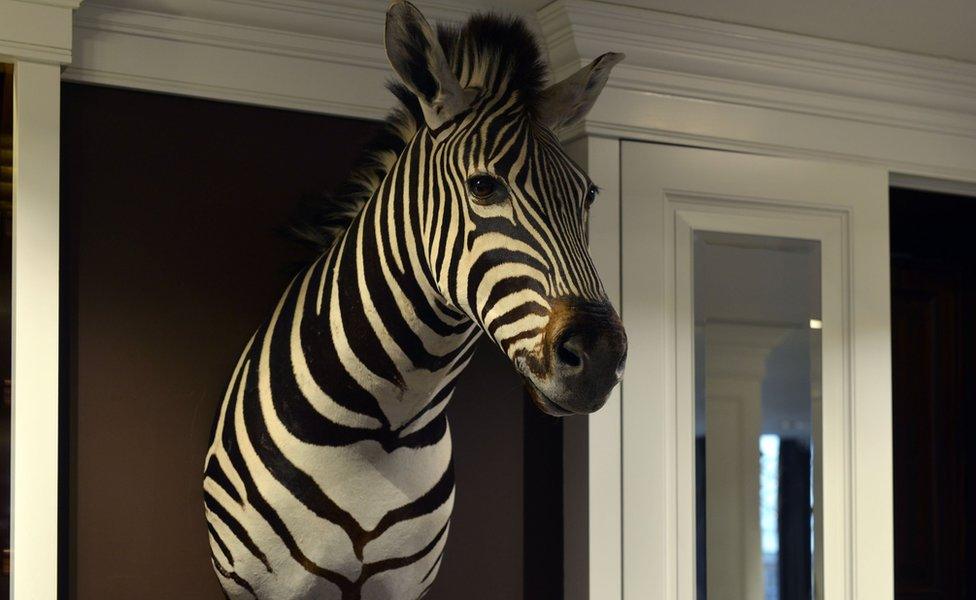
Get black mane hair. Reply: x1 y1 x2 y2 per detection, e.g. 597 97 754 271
292 13 548 251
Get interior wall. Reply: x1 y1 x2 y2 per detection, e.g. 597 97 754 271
60 83 526 600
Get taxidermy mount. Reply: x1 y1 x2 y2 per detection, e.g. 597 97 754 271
203 2 626 598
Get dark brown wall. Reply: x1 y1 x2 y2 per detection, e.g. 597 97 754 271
61 83 525 600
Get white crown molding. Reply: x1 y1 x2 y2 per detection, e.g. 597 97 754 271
61 0 976 180
64 0 537 119
543 0 976 182
542 0 976 118
18 0 83 8
66 0 394 119
0 0 82 64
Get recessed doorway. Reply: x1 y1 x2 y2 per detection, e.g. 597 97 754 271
890 186 975 600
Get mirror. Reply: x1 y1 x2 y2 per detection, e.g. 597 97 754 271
694 232 822 600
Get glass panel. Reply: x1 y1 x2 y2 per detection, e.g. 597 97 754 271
694 231 822 600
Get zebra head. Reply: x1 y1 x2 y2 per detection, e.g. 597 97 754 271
385 2 627 416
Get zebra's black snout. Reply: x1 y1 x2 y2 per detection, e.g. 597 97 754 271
539 298 628 415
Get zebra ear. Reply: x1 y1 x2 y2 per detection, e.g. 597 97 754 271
537 52 624 133
385 0 471 129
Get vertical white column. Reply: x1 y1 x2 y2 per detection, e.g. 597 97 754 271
706 395 759 600
703 324 787 600
567 135 624 600
583 136 623 600
11 60 61 600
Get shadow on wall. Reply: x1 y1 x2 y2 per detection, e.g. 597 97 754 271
60 83 527 600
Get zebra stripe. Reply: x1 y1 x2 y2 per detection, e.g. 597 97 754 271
205 5 624 599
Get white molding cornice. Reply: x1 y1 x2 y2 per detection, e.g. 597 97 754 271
0 0 82 64
542 0 976 121
64 0 536 119
543 0 976 182
65 0 394 118
19 0 83 8
60 0 976 181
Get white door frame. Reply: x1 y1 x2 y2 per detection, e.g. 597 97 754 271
0 1 81 598
617 142 892 600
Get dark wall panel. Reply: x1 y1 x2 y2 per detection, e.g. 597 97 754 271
890 188 975 600
61 83 524 600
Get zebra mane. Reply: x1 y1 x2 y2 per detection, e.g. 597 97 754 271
292 13 547 251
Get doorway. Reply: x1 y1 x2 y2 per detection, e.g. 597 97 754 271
890 187 975 599
618 141 892 599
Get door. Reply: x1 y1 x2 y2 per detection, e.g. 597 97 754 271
618 143 892 600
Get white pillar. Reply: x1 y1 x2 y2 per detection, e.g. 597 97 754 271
703 324 788 600
563 135 624 600
10 59 62 600
1 1 81 597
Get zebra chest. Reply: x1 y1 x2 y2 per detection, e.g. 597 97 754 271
285 440 452 525
242 435 455 596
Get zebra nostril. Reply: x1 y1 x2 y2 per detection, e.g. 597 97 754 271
616 348 628 376
556 335 585 370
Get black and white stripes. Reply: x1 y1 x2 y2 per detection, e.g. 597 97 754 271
204 3 625 598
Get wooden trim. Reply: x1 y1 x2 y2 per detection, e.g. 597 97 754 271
64 0 536 120
0 0 80 64
618 143 892 600
545 0 976 182
11 60 63 600
62 0 976 182
541 0 976 134
0 2 78 598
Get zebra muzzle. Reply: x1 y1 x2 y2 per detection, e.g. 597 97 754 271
522 297 627 416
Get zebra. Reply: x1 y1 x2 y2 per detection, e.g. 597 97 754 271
203 2 626 598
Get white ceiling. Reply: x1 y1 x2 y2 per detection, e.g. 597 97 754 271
487 0 976 63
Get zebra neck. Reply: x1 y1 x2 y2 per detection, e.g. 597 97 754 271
301 169 478 434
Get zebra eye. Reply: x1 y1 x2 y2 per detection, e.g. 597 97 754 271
585 185 599 208
467 175 508 205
